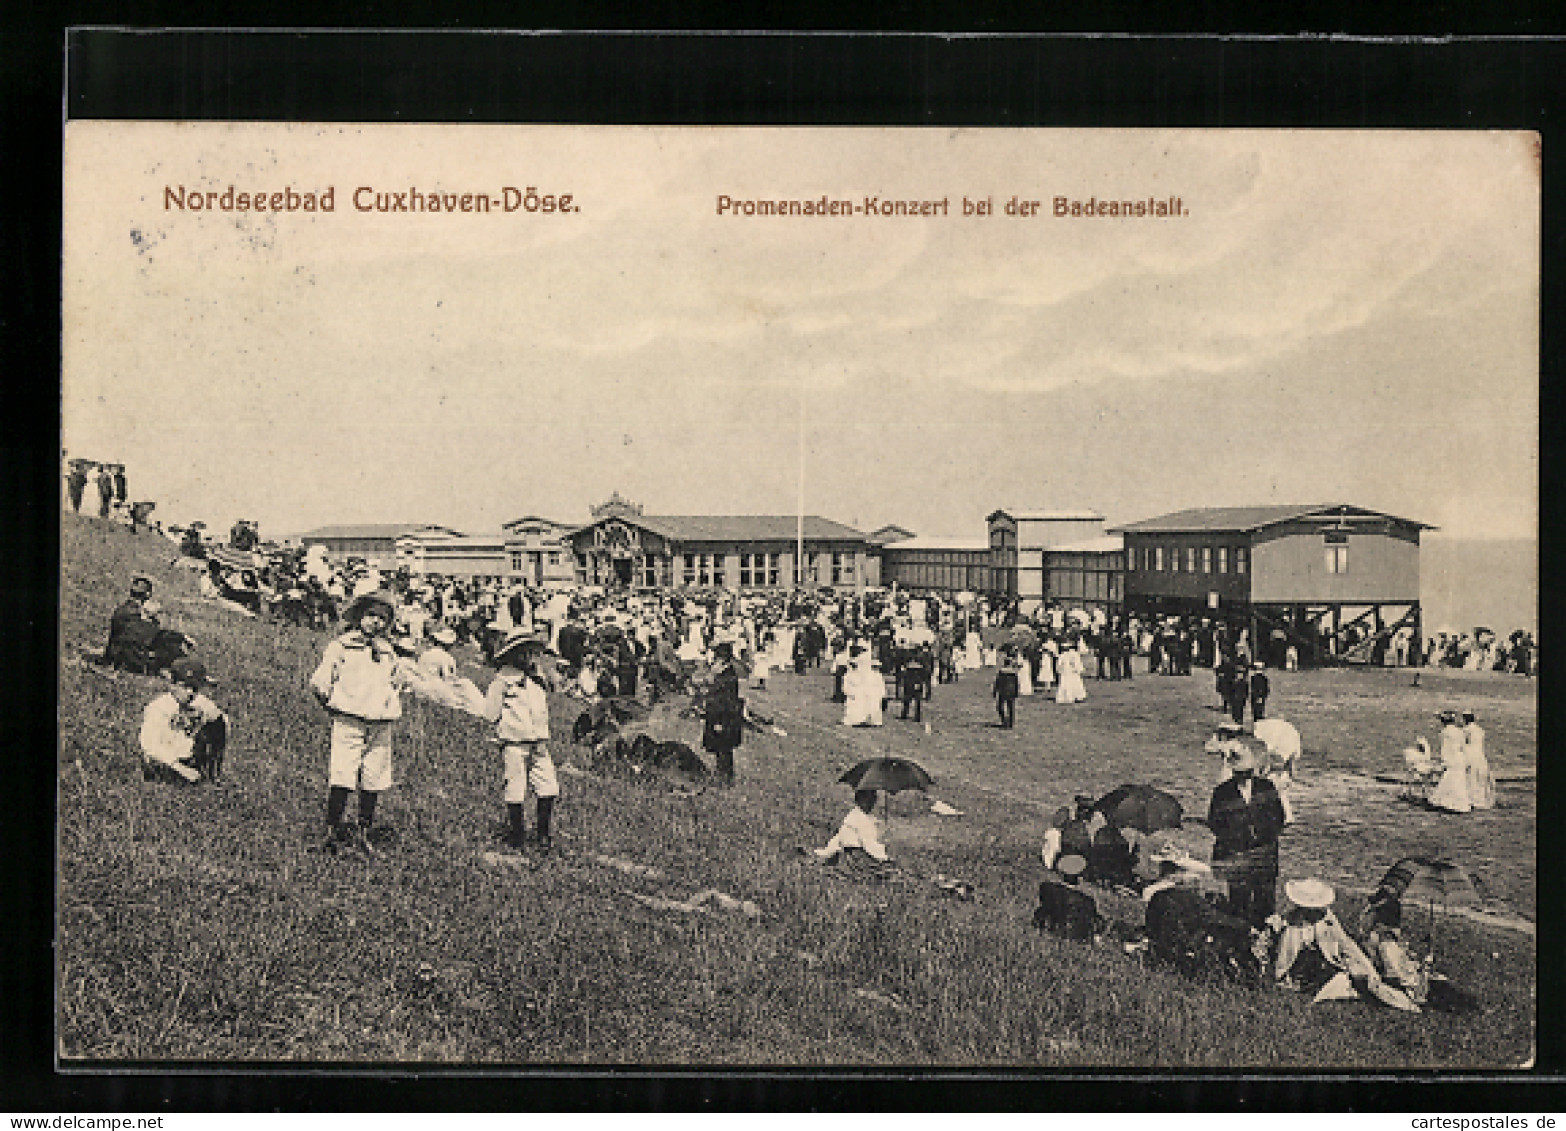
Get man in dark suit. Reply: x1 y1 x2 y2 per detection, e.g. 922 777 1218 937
1249 662 1270 721
897 645 928 721
701 642 745 783
1033 855 1100 942
1207 743 1286 926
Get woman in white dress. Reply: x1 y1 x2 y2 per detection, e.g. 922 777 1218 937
1427 711 1473 813
1463 710 1495 810
1038 637 1058 691
842 651 885 727
1055 642 1088 704
1017 644 1035 696
963 624 984 672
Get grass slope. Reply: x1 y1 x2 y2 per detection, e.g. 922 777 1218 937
57 514 1535 1066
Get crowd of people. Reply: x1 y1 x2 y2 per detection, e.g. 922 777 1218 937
81 481 1510 1018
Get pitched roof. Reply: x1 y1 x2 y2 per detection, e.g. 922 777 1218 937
583 514 867 543
867 523 918 545
300 523 462 541
989 508 1105 523
882 535 992 552
1109 504 1434 535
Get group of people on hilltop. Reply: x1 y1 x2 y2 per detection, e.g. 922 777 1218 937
62 453 157 532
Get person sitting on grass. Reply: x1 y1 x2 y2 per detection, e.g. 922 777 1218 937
814 789 890 869
309 590 408 856
1041 794 1099 872
1359 888 1478 1014
1087 820 1139 891
139 657 227 784
1261 878 1420 1012
1032 854 1101 943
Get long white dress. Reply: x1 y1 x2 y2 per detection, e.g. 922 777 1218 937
1427 723 1473 813
1055 648 1087 704
962 630 984 672
1038 643 1057 690
1465 722 1496 810
1017 652 1034 696
842 660 885 727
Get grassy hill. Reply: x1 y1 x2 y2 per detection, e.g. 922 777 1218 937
57 514 1534 1066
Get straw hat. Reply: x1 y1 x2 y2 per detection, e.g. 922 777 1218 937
1056 854 1088 878
344 590 395 623
169 657 214 688
1225 743 1257 772
1284 878 1336 909
493 627 553 666
429 626 457 646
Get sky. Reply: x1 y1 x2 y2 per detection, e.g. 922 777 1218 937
63 125 1538 545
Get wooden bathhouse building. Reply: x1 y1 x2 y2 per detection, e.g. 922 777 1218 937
1111 503 1434 664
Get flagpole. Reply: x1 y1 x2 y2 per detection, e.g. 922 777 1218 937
797 380 806 588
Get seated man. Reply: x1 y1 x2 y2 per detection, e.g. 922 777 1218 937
103 577 192 674
1144 883 1262 983
1033 854 1100 942
1042 795 1099 871
139 657 227 783
814 788 890 869
1088 822 1139 890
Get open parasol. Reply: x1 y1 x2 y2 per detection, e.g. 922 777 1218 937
1372 857 1483 946
839 756 933 794
1092 784 1184 834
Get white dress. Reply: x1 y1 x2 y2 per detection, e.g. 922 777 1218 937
1427 723 1473 813
842 661 885 727
1465 723 1496 810
1017 653 1034 696
1055 648 1087 704
1038 644 1057 689
962 630 984 672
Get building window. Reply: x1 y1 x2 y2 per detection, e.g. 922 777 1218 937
1325 534 1349 574
1186 547 1197 573
1201 546 1212 574
640 554 658 588
831 551 848 585
739 553 754 587
1236 547 1248 575
711 554 726 588
1154 546 1165 571
766 553 780 586
683 553 697 586
1217 547 1228 574
547 552 560 566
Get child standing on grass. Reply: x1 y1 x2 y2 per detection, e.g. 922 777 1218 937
309 590 406 855
484 628 560 853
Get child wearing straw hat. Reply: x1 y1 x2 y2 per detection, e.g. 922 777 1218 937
309 590 407 854
484 627 561 853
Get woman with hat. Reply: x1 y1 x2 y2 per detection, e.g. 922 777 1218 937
309 590 408 854
1267 878 1420 1011
139 656 227 784
1427 710 1474 813
484 628 561 852
1462 709 1495 810
1206 740 1286 926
